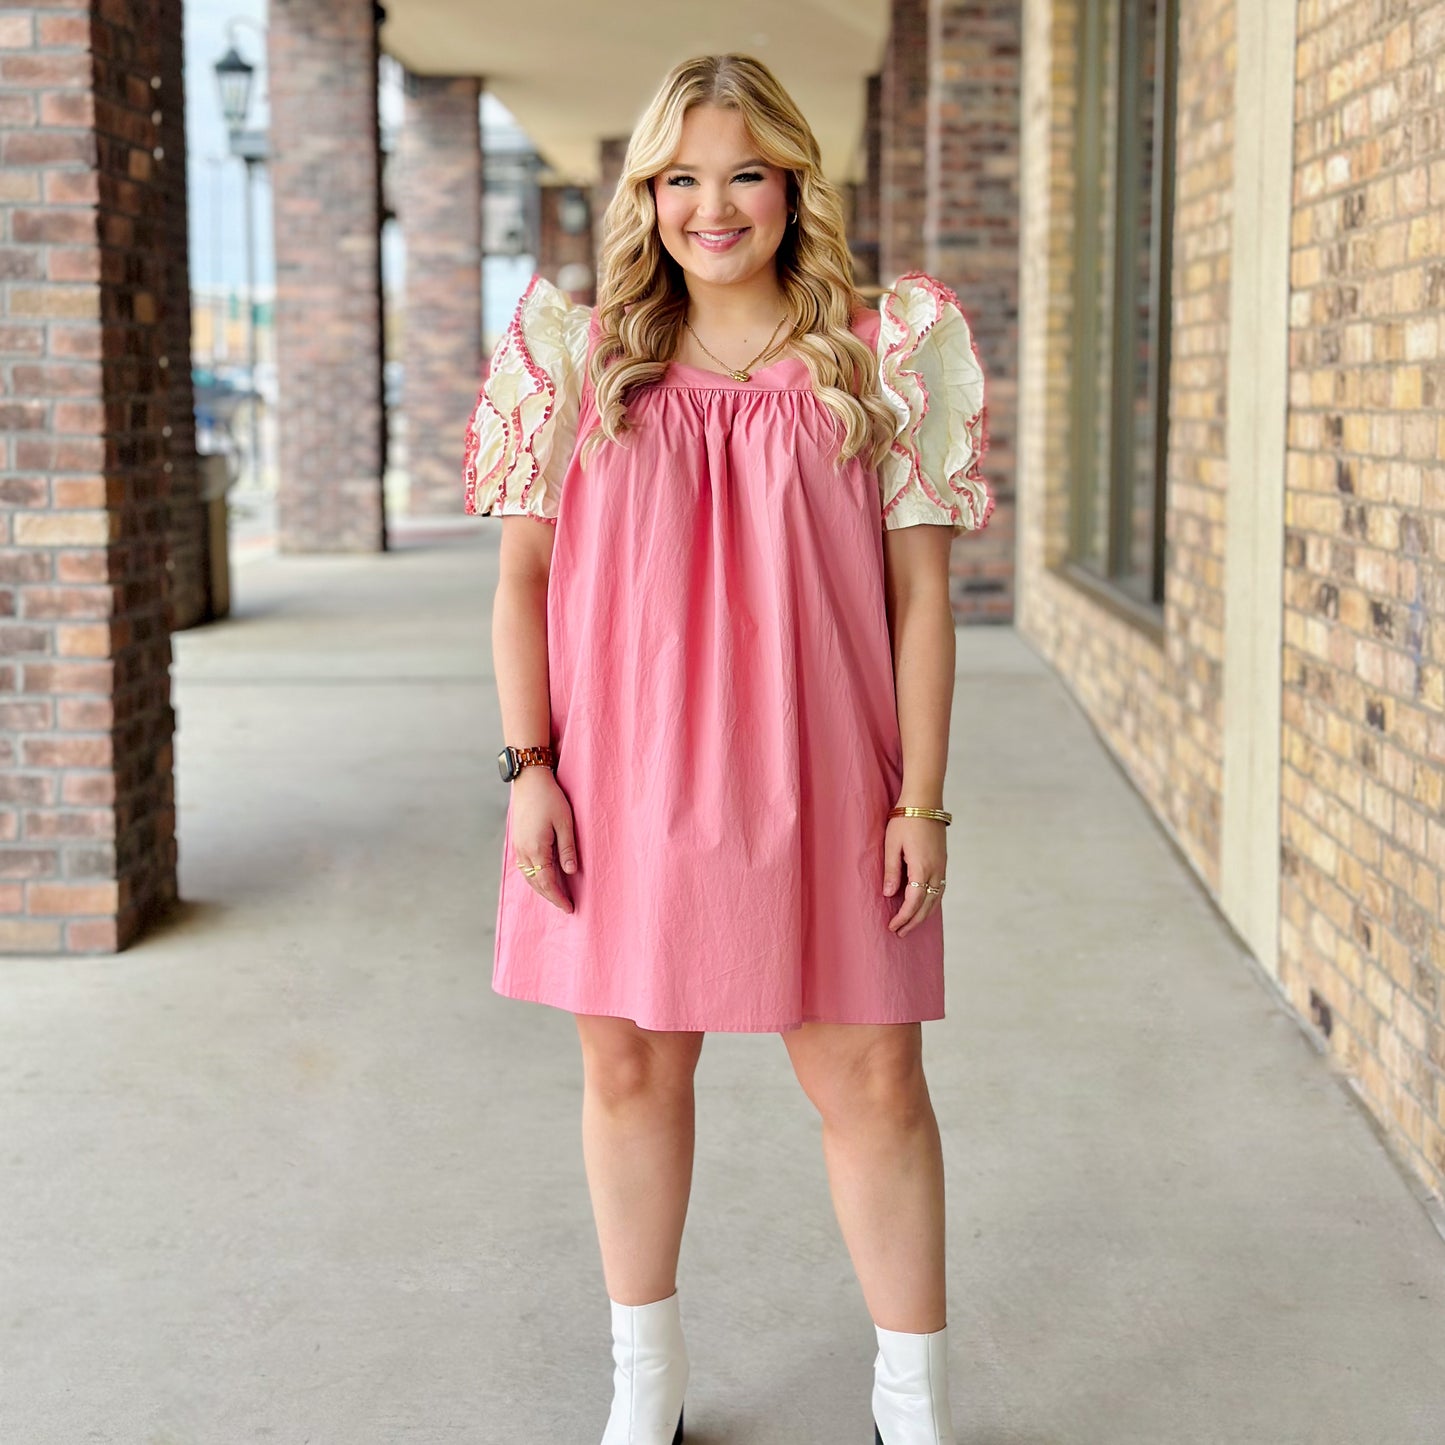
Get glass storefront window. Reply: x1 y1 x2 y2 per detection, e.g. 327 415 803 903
1068 0 1178 614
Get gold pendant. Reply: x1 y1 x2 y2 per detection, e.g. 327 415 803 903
730 369 749 382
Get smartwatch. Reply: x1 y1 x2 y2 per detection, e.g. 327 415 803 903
498 744 555 782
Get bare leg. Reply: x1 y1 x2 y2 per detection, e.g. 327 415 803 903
782 1021 947 1331
575 1013 706 1305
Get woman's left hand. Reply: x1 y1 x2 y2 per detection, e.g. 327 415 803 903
882 815 948 936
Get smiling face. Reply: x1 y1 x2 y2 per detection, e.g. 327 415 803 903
652 103 792 291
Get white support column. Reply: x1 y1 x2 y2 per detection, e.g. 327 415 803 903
1220 0 1298 975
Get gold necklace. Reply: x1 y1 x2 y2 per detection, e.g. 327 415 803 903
683 314 789 382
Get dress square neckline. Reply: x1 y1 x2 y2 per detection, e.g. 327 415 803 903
581 303 880 395
660 355 812 392
659 308 878 393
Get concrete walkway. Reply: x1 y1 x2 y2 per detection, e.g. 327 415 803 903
3 523 1443 1445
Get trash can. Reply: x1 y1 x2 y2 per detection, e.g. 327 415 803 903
198 453 235 620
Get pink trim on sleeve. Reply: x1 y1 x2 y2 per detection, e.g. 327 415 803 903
462 273 559 516
879 271 994 533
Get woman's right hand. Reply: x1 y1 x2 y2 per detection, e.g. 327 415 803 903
508 769 578 913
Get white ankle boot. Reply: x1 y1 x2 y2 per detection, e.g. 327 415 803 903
871 1322 957 1445
600 1290 688 1445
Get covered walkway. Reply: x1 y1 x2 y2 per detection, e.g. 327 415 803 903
3 530 1444 1443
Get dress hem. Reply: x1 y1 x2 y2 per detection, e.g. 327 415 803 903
492 982 944 1035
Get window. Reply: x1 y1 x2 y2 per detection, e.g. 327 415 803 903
1068 0 1178 614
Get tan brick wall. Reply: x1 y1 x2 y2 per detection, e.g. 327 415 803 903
1280 0 1445 1199
1017 0 1236 897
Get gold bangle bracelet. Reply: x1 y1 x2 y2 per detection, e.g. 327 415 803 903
889 805 952 825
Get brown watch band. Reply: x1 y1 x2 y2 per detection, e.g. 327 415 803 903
499 743 555 782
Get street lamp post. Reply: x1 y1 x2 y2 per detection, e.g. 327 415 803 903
203 155 228 361
214 35 269 491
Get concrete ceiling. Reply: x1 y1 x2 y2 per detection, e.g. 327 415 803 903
380 0 888 184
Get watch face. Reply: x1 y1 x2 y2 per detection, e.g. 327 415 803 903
498 747 514 782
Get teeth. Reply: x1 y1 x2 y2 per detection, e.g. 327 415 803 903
696 230 743 240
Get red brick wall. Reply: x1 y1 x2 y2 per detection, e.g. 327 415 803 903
536 184 595 297
1280 0 1445 1196
851 72 882 287
880 0 929 281
269 0 386 551
595 135 628 230
926 0 1021 622
396 73 481 517
157 0 204 627
0 0 180 952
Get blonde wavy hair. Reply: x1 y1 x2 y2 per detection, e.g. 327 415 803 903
584 54 896 467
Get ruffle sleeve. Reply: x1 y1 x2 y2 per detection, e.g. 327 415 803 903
462 275 593 523
875 272 993 535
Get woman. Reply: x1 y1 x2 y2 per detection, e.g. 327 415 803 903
464 53 991 1445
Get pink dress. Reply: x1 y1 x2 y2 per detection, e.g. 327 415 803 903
463 272 992 1033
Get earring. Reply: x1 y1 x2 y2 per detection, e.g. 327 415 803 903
788 211 798 225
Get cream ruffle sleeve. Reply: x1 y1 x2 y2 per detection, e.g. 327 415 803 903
875 272 993 535
462 275 593 523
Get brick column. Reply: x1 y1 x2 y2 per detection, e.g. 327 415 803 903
880 0 929 281
158 0 205 626
269 0 386 551
851 72 882 287
396 73 481 517
536 185 595 300
0 0 181 952
594 135 629 230
925 0 1022 621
